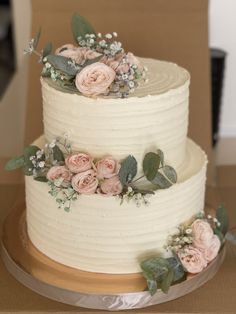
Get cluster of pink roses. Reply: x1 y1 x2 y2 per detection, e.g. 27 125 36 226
55 44 141 96
46 152 123 196
178 219 221 274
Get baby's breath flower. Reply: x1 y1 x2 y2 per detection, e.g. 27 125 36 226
113 32 118 37
38 161 45 168
105 33 112 39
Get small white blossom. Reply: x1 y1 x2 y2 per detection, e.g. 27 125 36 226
97 32 102 38
38 161 45 168
45 62 51 69
113 32 118 37
213 218 218 223
128 81 135 88
49 142 56 148
127 186 133 193
105 33 112 39
186 228 192 234
207 214 212 219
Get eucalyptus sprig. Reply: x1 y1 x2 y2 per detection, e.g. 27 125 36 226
118 149 177 205
141 256 185 295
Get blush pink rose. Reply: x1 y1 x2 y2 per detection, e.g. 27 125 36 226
56 45 85 64
96 156 120 179
178 246 207 274
65 153 93 174
71 169 98 194
192 219 214 249
101 54 129 74
200 235 221 262
46 166 72 183
83 48 101 60
126 52 142 69
75 62 116 96
100 175 123 196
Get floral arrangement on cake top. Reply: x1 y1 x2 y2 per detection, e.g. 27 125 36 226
5 135 177 211
24 13 147 98
141 205 228 295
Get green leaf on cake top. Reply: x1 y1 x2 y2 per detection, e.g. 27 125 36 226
33 28 41 50
71 13 96 43
42 42 53 58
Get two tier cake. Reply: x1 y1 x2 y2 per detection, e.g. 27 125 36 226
5 14 227 301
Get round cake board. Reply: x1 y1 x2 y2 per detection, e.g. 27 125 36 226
1 204 225 311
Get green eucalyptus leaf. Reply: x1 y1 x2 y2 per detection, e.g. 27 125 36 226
167 257 185 282
141 257 169 281
24 145 41 159
24 165 33 176
163 165 177 184
161 268 174 294
81 55 103 68
46 54 79 76
5 155 25 171
52 145 65 162
143 152 160 181
157 149 164 167
214 228 224 243
42 42 52 58
119 155 137 186
151 171 172 189
34 176 48 182
147 279 158 296
216 205 229 236
71 13 96 43
33 28 41 49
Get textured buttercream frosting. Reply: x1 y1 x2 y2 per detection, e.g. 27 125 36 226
26 136 207 274
42 58 190 171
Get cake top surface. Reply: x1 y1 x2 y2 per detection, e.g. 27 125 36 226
42 57 190 100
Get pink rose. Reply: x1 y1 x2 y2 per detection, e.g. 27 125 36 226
96 156 120 179
46 166 72 184
201 235 221 262
101 54 129 74
72 169 98 194
192 219 214 249
56 45 84 64
83 48 101 60
178 246 207 274
100 175 123 196
126 52 142 69
75 62 116 96
65 153 93 174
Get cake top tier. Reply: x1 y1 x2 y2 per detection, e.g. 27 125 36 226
43 57 190 100
25 13 189 99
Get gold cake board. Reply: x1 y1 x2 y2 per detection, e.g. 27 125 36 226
1 204 225 310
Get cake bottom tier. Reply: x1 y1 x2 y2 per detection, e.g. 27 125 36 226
25 138 207 274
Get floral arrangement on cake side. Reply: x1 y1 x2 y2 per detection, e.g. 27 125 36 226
24 13 147 98
140 205 229 295
5 136 177 211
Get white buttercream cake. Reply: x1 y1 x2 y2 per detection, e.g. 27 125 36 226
25 57 207 274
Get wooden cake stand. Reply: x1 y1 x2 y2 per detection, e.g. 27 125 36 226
1 204 225 310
